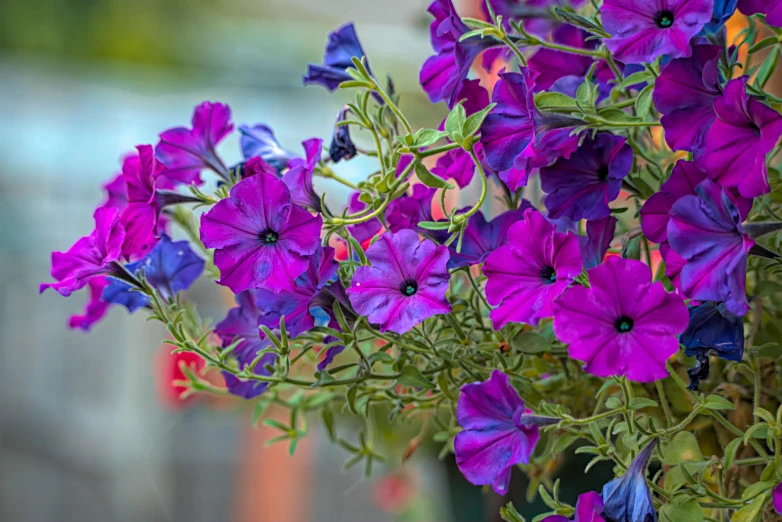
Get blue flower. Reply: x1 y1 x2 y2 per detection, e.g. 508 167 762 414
601 439 658 522
704 0 738 32
238 124 297 171
329 107 357 163
103 235 204 312
681 302 745 390
304 23 372 92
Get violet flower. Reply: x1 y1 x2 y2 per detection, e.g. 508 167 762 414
653 44 722 154
346 192 383 245
386 185 437 235
483 209 582 329
601 439 659 522
455 370 551 495
239 124 297 171
528 25 608 91
200 172 322 294
542 492 606 522
329 107 357 163
553 257 689 382
447 206 529 269
541 134 633 221
697 78 782 198
579 216 618 270
304 23 373 92
667 178 754 316
282 138 324 213
347 230 451 334
40 207 125 297
706 0 738 32
680 302 744 390
775 482 782 515
119 145 166 258
156 101 233 183
739 0 782 27
602 0 712 64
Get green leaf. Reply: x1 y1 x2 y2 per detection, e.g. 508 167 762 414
741 480 775 500
321 407 336 441
598 109 642 124
756 47 780 89
605 397 623 410
659 497 703 522
551 433 579 455
534 92 577 111
635 84 654 119
723 437 742 470
628 397 658 410
396 365 436 389
417 220 452 231
413 128 448 148
367 351 394 365
499 502 527 522
749 36 779 54
510 331 551 354
462 103 496 137
445 102 467 142
553 7 601 32
662 432 703 465
703 394 735 410
414 162 453 189
338 80 373 90
576 79 597 110
730 493 768 522
619 71 654 89
346 383 359 415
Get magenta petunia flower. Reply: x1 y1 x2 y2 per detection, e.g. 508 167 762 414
739 0 782 27
553 256 689 382
68 277 111 331
667 178 754 316
654 44 722 154
541 492 605 522
540 134 633 221
483 209 582 329
282 138 324 212
528 25 610 91
579 216 617 270
347 230 451 334
602 0 712 64
40 207 125 297
454 370 541 496
200 172 322 294
775 481 782 514
697 78 782 198
386 185 436 235
119 145 166 258
448 206 529 269
156 101 233 182
432 147 476 188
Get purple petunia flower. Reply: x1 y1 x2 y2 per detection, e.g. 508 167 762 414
239 124 297 172
200 172 322 294
528 25 610 91
156 101 232 183
454 370 541 496
483 209 582 329
119 145 166 258
579 216 617 270
775 481 782 515
739 0 782 27
697 78 782 198
667 178 754 316
601 439 658 522
346 192 383 245
282 138 324 213
447 206 529 269
420 0 502 107
654 44 722 154
102 234 204 312
541 492 605 522
40 207 125 297
329 107 357 163
347 230 451 334
602 0 712 64
304 23 373 92
386 185 437 235
553 256 689 382
681 302 745 389
541 134 633 221
432 146 477 188
68 277 111 331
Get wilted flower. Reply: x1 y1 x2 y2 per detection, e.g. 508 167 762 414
579 216 617 270
239 124 297 171
304 23 373 92
681 302 744 389
329 107 357 163
447 206 529 269
282 138 324 212
601 439 659 522
542 492 605 522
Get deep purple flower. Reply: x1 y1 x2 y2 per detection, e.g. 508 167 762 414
200 172 322 294
448 206 529 269
667 178 754 316
541 492 605 522
282 138 323 212
579 216 617 270
215 291 276 399
239 124 297 171
553 257 689 382
156 101 232 182
236 156 278 180
602 0 712 64
255 246 339 338
775 482 782 514
347 230 451 334
41 207 125 297
304 23 372 92
654 44 722 154
317 340 346 372
484 0 587 36
420 0 502 107
103 235 204 312
454 370 540 495
347 192 383 245
681 302 744 389
386 185 436 235
601 439 658 522
739 0 782 27
119 145 166 258
483 209 582 329
432 148 476 188
528 25 609 91
697 78 782 198
68 277 111 331
329 107 357 163
541 134 632 221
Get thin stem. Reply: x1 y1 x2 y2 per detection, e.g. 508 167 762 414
318 165 358 189
373 84 412 135
655 380 673 429
454 147 488 224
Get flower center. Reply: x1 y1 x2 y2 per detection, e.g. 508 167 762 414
540 266 557 284
655 10 674 28
400 280 418 296
597 165 610 182
614 316 635 333
260 229 279 245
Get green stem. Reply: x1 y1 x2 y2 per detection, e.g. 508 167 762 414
655 379 673 429
502 36 527 66
453 147 488 224
373 84 413 135
318 166 358 189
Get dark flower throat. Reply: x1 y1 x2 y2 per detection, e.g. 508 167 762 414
401 280 418 296
614 316 634 333
260 229 279 245
540 266 557 284
655 10 674 28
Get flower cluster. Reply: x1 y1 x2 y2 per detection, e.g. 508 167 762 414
43 0 782 520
